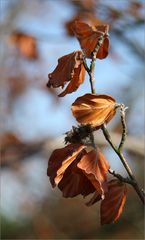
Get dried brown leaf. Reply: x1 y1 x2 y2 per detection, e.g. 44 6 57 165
47 144 86 187
58 158 95 198
59 63 85 97
101 180 127 225
47 51 85 97
65 13 104 37
77 149 110 197
72 21 109 59
71 93 116 128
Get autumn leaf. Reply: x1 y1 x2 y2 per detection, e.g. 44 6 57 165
47 143 110 199
47 144 86 187
10 31 38 59
65 15 82 37
58 158 96 198
72 21 109 59
77 149 110 197
59 63 85 97
101 180 127 225
65 13 104 37
47 51 85 97
71 93 116 128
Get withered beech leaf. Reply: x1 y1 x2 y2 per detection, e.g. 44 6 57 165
59 63 85 97
101 180 127 225
77 149 110 197
72 21 109 59
47 144 86 187
65 15 82 37
10 31 38 59
58 157 96 198
47 51 85 97
71 93 116 128
65 13 104 37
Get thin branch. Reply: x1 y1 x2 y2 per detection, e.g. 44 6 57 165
83 37 145 204
101 124 134 179
82 55 90 73
102 123 145 204
118 104 128 152
108 168 132 185
109 169 145 200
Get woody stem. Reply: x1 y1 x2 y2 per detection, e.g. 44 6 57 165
83 44 145 204
101 124 145 204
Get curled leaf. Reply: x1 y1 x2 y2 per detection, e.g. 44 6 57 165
59 63 85 97
71 93 116 128
77 149 110 197
47 51 85 97
101 180 127 225
65 15 82 37
65 13 104 37
72 21 109 59
58 158 95 198
47 144 85 187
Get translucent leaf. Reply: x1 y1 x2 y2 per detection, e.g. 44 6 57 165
58 158 95 198
77 149 110 197
101 180 127 225
47 144 85 187
71 93 116 128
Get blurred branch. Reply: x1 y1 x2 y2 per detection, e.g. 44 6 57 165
1 132 144 168
112 29 145 61
45 132 144 157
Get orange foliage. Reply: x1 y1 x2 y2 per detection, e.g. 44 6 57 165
71 93 116 128
101 180 127 224
58 158 96 198
47 51 85 96
72 21 109 59
10 31 38 59
47 144 110 199
47 144 86 187
46 18 133 225
78 149 110 197
65 14 104 37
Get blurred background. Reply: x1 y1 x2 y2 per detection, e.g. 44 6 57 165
0 0 145 239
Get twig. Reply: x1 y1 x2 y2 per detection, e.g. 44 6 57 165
82 55 90 73
108 168 132 185
83 35 145 204
83 35 105 94
102 123 145 204
101 124 134 180
118 104 128 152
